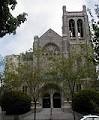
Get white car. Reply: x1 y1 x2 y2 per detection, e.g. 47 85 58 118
80 115 99 120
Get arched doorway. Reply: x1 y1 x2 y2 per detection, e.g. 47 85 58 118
43 94 50 108
53 93 61 108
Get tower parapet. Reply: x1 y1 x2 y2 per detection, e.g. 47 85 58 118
33 35 39 51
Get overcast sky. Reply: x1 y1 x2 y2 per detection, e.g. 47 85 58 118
0 0 98 56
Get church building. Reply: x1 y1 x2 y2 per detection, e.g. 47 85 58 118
31 5 91 109
6 5 94 110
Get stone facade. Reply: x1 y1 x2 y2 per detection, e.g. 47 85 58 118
31 5 91 109
6 5 93 110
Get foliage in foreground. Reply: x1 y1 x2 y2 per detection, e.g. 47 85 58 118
72 89 99 114
0 0 27 37
88 4 99 63
0 90 31 115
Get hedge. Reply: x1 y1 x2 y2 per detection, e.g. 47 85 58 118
72 89 99 114
0 90 31 115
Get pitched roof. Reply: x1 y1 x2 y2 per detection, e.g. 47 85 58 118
40 28 62 39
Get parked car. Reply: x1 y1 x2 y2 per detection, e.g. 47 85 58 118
80 115 99 120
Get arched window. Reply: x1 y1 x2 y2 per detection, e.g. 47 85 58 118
69 19 75 37
77 19 83 37
44 43 60 55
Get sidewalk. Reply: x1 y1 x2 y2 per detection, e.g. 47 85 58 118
22 108 76 120
0 107 82 120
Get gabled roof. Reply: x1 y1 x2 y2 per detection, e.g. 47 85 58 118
40 28 62 39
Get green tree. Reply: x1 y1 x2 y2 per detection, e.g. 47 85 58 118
0 0 27 37
4 48 44 120
50 48 94 98
88 4 99 63
40 54 63 119
49 46 96 120
4 56 21 91
18 49 43 120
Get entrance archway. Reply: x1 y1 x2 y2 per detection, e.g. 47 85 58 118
53 93 61 108
43 94 50 108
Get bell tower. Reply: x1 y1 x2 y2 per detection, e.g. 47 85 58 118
62 5 90 54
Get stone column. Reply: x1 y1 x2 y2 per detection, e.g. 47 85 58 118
75 18 79 41
83 5 90 43
50 91 53 108
49 90 54 120
61 91 64 109
39 95 42 109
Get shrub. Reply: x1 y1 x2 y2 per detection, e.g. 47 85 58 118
72 89 99 114
0 90 31 115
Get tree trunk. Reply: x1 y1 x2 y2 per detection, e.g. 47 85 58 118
72 110 76 120
71 94 76 120
34 101 36 120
